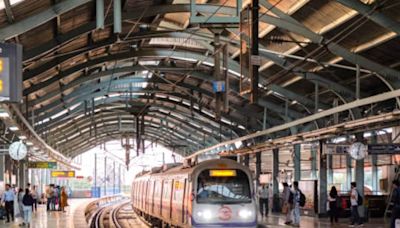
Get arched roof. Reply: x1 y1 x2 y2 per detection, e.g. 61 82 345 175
2 0 399 157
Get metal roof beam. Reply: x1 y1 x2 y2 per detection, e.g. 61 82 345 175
49 114 221 145
336 0 400 35
0 0 91 41
259 12 400 87
3 0 15 23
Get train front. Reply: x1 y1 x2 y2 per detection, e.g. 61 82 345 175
191 160 257 228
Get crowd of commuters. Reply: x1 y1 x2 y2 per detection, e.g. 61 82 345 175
0 183 69 227
256 181 372 227
45 184 69 212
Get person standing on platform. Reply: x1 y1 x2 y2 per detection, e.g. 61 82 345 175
2 184 15 223
22 188 34 228
291 181 301 227
282 183 292 225
60 187 68 212
350 182 363 227
391 180 400 228
258 184 269 218
30 186 37 213
328 186 339 224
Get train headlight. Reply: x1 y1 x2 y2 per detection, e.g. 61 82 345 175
197 210 213 220
238 209 252 219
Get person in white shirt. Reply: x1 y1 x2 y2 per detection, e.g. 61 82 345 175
349 182 363 227
258 184 269 217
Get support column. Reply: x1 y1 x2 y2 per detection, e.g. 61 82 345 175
113 0 121 33
18 161 25 188
318 141 328 215
0 155 4 181
356 159 365 218
104 156 107 196
293 144 301 181
250 0 259 103
255 152 261 187
346 155 352 191
371 132 378 193
96 0 104 29
311 143 317 179
113 161 116 194
272 148 280 212
327 154 333 185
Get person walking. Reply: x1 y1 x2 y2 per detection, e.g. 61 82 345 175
17 188 25 226
60 187 68 212
30 186 38 212
258 184 269 218
349 182 363 227
22 188 34 228
391 180 400 228
328 186 339 224
291 181 301 227
282 183 292 225
2 184 15 223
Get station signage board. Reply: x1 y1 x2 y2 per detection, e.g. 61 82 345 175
368 144 400 155
28 161 57 169
324 144 349 155
51 171 75 178
0 43 22 102
212 81 226 93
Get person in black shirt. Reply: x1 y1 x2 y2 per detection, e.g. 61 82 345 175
22 189 34 228
328 186 339 224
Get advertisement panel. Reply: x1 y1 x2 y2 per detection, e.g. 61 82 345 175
298 180 317 216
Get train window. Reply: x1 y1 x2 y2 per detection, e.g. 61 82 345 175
196 169 251 204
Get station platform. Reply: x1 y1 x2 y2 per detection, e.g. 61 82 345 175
0 199 92 228
0 198 388 228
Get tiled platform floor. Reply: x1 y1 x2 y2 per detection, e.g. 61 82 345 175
0 199 92 228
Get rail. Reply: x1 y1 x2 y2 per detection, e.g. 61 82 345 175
84 194 128 227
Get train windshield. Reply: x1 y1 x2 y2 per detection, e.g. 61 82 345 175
196 169 251 204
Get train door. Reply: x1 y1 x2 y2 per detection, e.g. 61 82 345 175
149 180 155 214
171 178 185 225
161 179 172 220
144 180 149 212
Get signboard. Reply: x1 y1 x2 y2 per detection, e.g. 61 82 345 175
212 81 225 92
324 144 349 155
51 171 75 178
0 43 22 102
368 144 400 155
28 161 57 169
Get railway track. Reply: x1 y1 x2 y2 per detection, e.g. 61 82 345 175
91 200 150 228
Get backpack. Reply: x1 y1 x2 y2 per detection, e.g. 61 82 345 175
299 191 306 207
357 192 363 206
288 191 294 204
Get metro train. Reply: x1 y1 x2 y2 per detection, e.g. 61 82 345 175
131 158 257 228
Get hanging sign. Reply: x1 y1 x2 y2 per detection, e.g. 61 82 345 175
51 171 75 178
28 162 57 169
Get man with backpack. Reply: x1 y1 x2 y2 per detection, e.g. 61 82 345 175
291 181 305 227
350 182 363 227
391 180 400 228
